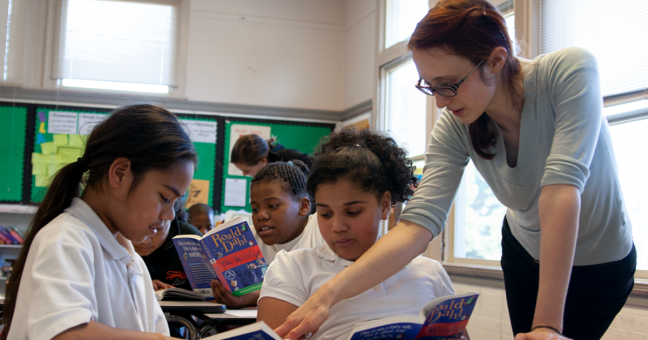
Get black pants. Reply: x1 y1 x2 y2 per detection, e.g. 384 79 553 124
500 218 636 340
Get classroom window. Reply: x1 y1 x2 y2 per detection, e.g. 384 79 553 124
538 0 648 276
385 60 427 159
384 0 429 49
53 0 180 94
0 0 27 85
448 1 515 265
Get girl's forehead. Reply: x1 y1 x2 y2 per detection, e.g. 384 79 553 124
251 179 292 197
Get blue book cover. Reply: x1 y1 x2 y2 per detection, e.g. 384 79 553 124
348 316 425 340
344 293 478 340
415 293 478 340
173 217 266 297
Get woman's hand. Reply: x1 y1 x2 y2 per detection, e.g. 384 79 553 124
515 328 572 340
210 280 258 308
152 280 174 291
273 280 335 340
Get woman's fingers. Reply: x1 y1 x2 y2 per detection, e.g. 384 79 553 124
274 304 328 340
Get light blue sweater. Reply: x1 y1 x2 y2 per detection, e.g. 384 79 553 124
401 47 633 266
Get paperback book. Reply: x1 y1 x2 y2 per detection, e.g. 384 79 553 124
172 217 266 298
203 293 478 340
155 287 206 301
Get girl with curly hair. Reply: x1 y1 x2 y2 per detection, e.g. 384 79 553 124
257 128 455 340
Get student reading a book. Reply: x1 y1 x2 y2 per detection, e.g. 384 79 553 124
188 203 215 234
1 105 197 340
257 128 456 340
134 199 203 291
210 160 324 308
231 134 314 176
275 1 636 340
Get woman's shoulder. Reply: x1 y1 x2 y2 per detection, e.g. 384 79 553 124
535 47 598 75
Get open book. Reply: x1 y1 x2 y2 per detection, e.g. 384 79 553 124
203 293 478 340
172 217 266 299
155 287 206 301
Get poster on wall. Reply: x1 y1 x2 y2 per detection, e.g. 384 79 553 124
227 124 271 176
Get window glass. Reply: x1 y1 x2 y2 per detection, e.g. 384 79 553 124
609 117 648 271
386 61 427 158
55 0 178 93
454 161 507 260
384 0 429 49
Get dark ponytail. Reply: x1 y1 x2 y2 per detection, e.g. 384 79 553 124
1 105 197 338
307 128 417 203
408 0 522 159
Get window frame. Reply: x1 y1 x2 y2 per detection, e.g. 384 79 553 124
48 0 188 98
377 0 648 283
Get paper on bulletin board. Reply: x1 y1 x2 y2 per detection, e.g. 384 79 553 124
48 111 78 134
78 113 107 135
184 179 210 209
182 120 217 144
224 178 247 207
227 124 271 176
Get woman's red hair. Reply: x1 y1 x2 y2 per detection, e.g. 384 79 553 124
408 0 522 159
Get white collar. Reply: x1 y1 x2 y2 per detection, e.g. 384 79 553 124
314 243 354 267
65 198 134 265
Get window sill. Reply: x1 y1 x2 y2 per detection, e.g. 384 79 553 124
443 263 648 297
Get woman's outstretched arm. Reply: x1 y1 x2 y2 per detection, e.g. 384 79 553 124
273 219 433 340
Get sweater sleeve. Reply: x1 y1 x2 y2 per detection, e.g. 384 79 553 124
400 112 470 237
540 47 603 191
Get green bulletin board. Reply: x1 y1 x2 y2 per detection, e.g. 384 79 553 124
31 108 107 203
178 116 218 207
0 105 27 202
30 109 219 206
221 120 333 213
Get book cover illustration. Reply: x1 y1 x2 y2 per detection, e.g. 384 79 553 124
201 219 266 296
173 217 266 297
415 293 478 339
348 316 425 340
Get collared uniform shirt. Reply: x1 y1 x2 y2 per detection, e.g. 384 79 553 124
259 243 454 340
252 213 324 264
7 198 169 340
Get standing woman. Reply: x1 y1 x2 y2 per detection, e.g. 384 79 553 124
231 134 314 176
274 1 636 340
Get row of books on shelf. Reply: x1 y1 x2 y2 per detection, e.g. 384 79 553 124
0 226 25 245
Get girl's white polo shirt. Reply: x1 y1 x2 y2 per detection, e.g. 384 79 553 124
259 243 454 340
7 198 169 340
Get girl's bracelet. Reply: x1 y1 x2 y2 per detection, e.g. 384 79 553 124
532 324 562 335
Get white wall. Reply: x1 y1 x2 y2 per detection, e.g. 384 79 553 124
344 0 377 109
185 0 348 111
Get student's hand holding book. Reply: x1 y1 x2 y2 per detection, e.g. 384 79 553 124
152 279 174 291
210 279 260 308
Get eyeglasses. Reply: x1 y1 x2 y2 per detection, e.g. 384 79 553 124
415 59 485 97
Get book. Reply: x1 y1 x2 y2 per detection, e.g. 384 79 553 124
0 227 17 244
172 217 266 299
203 321 280 340
7 227 24 244
155 287 207 301
348 292 478 340
202 293 478 340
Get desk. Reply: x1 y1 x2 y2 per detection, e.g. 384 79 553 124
158 300 226 314
158 301 256 339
